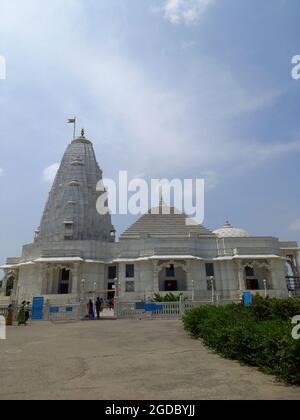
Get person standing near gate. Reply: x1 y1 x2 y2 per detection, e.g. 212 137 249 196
25 302 31 324
100 298 104 312
95 297 101 320
6 304 13 326
109 297 114 311
88 300 95 320
17 301 26 326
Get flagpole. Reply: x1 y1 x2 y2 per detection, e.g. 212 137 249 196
68 117 77 139
73 116 76 139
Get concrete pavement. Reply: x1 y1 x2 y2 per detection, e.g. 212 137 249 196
0 319 299 400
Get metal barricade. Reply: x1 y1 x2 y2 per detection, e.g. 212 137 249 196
48 304 81 322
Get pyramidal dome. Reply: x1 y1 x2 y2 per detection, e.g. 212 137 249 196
36 130 115 242
120 200 213 239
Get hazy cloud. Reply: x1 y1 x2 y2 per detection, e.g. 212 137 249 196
43 163 59 184
0 0 295 188
0 0 299 267
287 218 300 232
163 0 215 24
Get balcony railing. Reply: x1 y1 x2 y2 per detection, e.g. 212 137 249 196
41 250 83 258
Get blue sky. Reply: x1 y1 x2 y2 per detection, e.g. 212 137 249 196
0 0 300 266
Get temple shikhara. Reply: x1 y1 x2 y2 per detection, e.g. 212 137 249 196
1 131 299 304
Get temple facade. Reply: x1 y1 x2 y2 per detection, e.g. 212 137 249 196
1 132 299 304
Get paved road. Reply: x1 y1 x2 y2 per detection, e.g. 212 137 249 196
0 320 299 400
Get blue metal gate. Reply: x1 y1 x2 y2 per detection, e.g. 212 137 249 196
31 297 44 320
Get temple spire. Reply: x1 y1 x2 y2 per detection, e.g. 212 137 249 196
37 133 115 242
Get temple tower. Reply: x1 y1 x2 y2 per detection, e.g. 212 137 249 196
36 130 115 243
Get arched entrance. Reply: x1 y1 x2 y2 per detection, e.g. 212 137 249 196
58 268 71 294
6 275 15 297
158 262 187 292
243 261 272 291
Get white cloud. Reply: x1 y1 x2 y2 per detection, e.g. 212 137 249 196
287 218 300 232
43 163 59 184
0 168 3 176
163 0 215 24
0 0 296 191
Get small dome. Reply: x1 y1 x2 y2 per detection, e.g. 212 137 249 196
213 221 250 238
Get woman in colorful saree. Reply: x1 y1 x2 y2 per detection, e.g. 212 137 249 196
6 304 13 326
17 301 26 326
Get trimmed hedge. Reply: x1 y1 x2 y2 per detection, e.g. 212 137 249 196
183 297 300 385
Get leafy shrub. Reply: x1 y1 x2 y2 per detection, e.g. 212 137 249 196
183 298 300 385
252 295 300 321
153 293 183 302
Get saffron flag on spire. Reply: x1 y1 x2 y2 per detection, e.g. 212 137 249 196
68 117 77 139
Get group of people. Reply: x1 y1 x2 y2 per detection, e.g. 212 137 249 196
87 297 115 320
5 297 115 324
5 301 31 326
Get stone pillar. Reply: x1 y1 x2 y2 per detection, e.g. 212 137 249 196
153 260 160 293
48 266 55 294
236 260 245 299
185 261 193 292
72 263 80 294
41 264 51 295
269 259 288 296
1 272 8 297
11 271 20 303
37 264 45 297
214 261 222 297
294 252 300 275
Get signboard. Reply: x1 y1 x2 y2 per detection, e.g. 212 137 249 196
144 304 164 312
31 297 44 320
50 307 59 314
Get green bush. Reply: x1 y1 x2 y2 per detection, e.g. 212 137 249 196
153 293 183 302
183 298 300 385
252 295 300 321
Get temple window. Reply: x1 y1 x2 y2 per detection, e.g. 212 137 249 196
166 264 175 278
205 263 215 277
245 266 255 277
207 277 216 291
246 279 259 291
126 264 135 278
108 266 117 280
6 276 14 297
125 281 135 293
58 269 71 294
245 265 259 290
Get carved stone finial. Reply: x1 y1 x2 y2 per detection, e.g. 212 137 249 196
81 128 85 137
224 221 233 228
